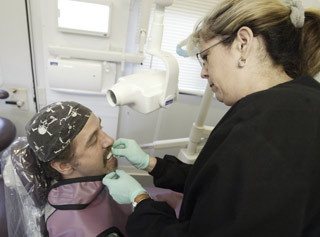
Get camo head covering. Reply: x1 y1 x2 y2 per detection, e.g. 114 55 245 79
26 101 91 162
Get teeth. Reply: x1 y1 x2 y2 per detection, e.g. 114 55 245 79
106 152 113 160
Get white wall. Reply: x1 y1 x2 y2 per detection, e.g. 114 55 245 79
115 92 228 171
0 0 37 136
303 0 320 8
117 94 228 150
29 0 134 138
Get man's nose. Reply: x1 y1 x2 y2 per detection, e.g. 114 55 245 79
100 131 114 148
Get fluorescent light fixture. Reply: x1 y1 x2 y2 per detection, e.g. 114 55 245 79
57 0 111 37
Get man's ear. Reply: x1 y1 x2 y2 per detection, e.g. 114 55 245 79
50 160 74 175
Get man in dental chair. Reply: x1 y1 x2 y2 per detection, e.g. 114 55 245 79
25 101 129 237
25 101 182 237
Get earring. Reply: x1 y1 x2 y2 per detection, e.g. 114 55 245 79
238 57 246 68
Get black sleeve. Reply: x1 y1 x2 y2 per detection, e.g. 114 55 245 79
126 199 188 237
149 155 192 193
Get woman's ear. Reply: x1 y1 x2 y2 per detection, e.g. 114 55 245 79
50 160 74 175
235 26 254 56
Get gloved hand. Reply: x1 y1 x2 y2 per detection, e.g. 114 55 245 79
112 138 149 170
103 169 147 204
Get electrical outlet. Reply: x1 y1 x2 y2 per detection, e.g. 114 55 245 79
4 88 29 111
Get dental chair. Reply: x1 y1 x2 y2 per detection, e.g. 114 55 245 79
1 137 48 237
0 114 16 237
1 137 183 237
0 88 16 155
0 117 16 153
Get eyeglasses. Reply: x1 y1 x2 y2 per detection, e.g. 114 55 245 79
196 37 230 67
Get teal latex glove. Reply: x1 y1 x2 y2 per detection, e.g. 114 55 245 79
102 169 147 204
112 138 149 170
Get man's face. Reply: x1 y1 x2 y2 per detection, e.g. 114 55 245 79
69 113 118 178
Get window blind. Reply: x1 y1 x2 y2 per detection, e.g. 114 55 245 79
135 0 219 96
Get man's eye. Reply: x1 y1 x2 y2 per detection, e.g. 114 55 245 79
89 136 97 146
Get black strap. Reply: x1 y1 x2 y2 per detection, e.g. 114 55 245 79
96 226 124 237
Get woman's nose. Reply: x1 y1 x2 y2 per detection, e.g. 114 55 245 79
201 66 209 79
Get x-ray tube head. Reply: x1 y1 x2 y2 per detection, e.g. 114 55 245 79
106 90 117 106
106 70 174 114
106 0 179 114
106 51 179 114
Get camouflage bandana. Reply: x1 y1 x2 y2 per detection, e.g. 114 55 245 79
26 101 91 162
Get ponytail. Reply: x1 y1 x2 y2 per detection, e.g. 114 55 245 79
300 9 320 77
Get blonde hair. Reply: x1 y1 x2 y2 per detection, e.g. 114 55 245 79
189 0 320 78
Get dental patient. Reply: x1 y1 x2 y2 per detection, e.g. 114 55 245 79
26 101 130 237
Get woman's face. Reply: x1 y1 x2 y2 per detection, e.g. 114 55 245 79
199 37 243 106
